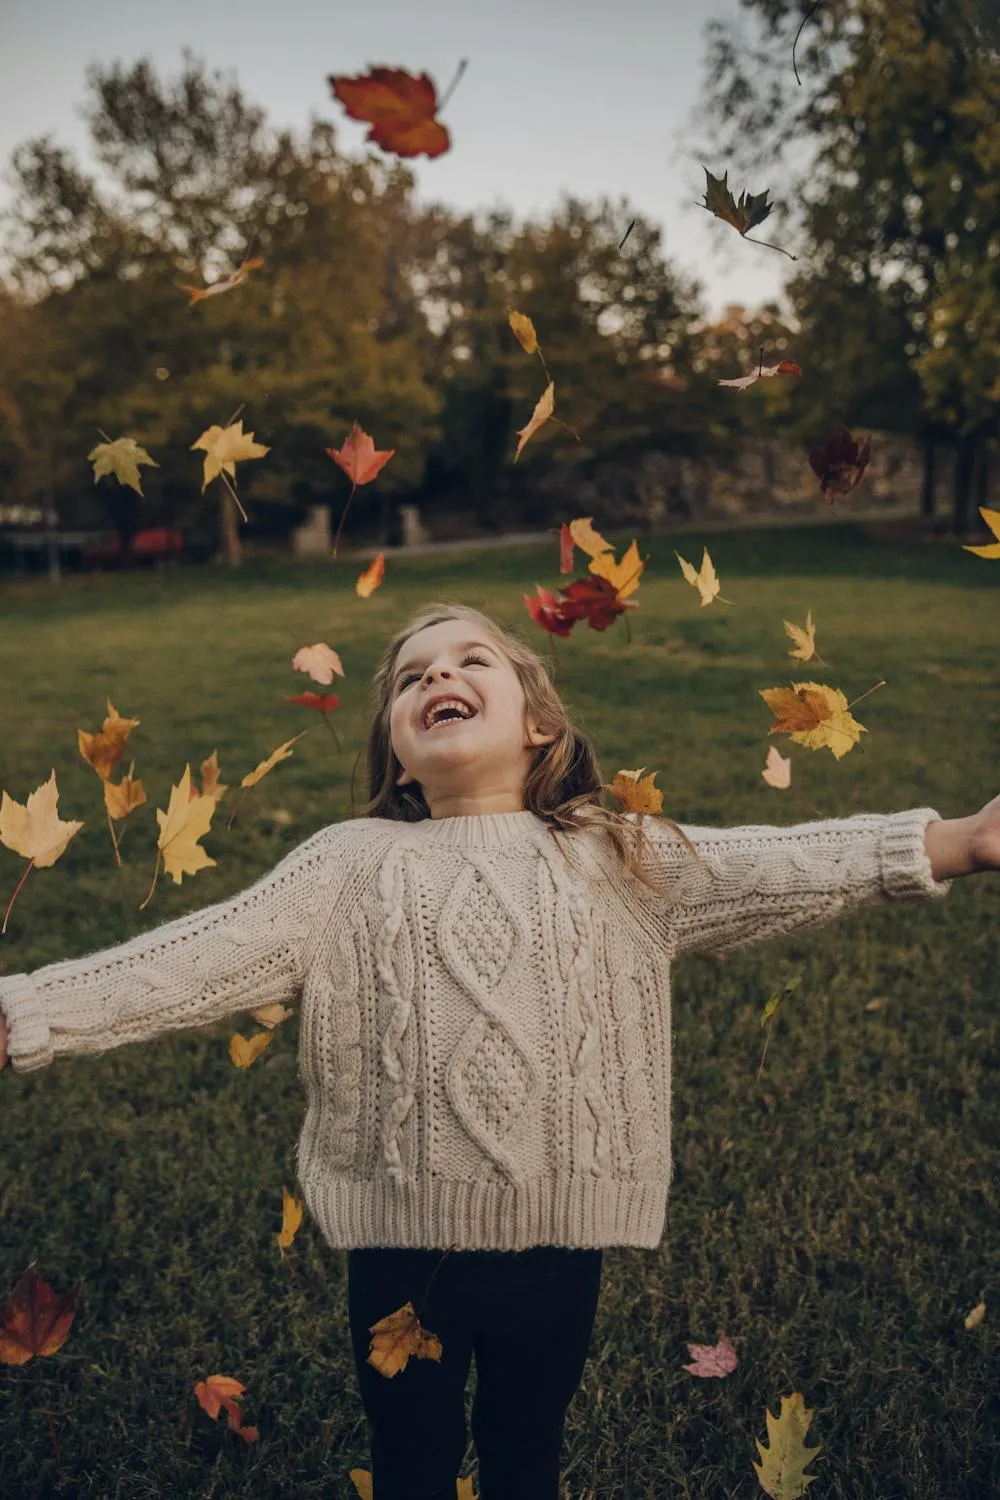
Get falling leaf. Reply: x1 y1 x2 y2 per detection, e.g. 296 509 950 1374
524 583 575 637
367 1300 443 1378
327 423 395 554
0 771 84 870
78 700 142 781
356 553 386 597
588 538 644 599
276 1186 303 1251
87 436 158 496
559 574 635 632
675 547 734 608
194 1373 258 1444
514 382 555 461
782 609 819 663
178 256 265 306
682 1333 738 1378
192 420 270 494
229 1031 273 1069
964 1301 986 1330
240 732 310 790
808 425 871 501
718 360 801 391
701 167 774 234
189 751 229 806
251 1003 294 1028
155 765 217 885
558 523 574 574
568 517 613 560
285 691 341 713
104 759 147 820
761 745 792 789
292 643 345 686
507 309 539 355
962 506 1000 558
328 67 451 159
760 975 802 1027
606 768 663 814
760 681 868 760
0 1266 81 1366
752 1392 822 1499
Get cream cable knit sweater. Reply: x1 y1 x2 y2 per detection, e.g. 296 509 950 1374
0 807 951 1250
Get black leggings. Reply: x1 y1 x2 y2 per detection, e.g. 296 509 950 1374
347 1244 604 1500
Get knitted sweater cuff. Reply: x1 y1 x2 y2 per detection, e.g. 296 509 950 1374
880 807 953 899
0 973 53 1073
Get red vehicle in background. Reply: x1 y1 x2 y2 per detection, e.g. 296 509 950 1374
81 527 187 570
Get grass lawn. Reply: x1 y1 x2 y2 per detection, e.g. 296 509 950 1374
0 520 998 1498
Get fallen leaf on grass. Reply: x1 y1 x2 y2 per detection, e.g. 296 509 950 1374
275 1186 303 1251
194 1373 258 1444
682 1333 738 1378
752 1392 822 1499
964 1301 986 1330
0 1266 80 1366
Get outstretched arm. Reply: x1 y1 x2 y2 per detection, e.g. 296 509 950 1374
0 822 346 1074
634 804 983 961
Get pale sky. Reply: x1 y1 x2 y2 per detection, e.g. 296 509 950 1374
0 0 795 321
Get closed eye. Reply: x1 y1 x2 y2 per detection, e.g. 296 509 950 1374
397 652 491 691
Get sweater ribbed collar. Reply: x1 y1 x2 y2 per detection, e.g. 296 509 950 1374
403 810 547 850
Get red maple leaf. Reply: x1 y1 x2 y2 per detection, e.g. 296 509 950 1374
0 1265 80 1366
524 584 575 637
808 424 872 501
328 68 451 159
558 523 574 575
559 575 633 632
326 421 395 555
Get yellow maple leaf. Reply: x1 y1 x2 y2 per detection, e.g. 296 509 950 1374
103 759 147 820
752 1391 823 1499
78 700 142 781
191 420 270 493
567 517 613 559
250 1002 294 1028
87 436 159 496
782 609 827 665
155 765 217 884
760 681 867 760
962 505 1000 558
514 381 555 461
0 770 84 868
350 1470 476 1499
190 750 229 805
761 745 792 789
606 767 663 814
240 732 310 789
507 309 538 355
229 1031 273 1069
275 1186 303 1250
367 1300 443 1378
589 538 644 599
674 547 734 608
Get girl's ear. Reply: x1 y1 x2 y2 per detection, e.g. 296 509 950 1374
525 721 557 749
396 764 414 786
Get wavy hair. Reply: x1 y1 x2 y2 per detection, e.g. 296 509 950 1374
363 601 702 889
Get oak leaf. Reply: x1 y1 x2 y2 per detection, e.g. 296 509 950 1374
606 768 663 814
700 167 774 234
194 1373 259 1444
292 643 345 685
275 1185 303 1251
718 359 801 391
760 682 867 760
0 1265 81 1366
761 745 792 789
356 552 386 597
752 1392 822 1499
682 1333 738 1378
514 382 555 461
155 765 217 884
327 423 395 554
962 505 1000 558
328 67 451 159
87 436 158 496
367 1300 443 1378
808 425 871 501
78 699 142 781
192 420 270 494
178 256 264 306
229 1031 272 1068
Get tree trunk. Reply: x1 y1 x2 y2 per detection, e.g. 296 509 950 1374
950 429 979 536
218 485 243 568
974 438 992 517
919 433 936 518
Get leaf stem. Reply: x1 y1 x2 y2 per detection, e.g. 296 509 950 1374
1 856 35 935
138 850 161 911
741 232 798 261
106 807 122 869
792 0 828 87
219 469 249 525
846 679 887 711
331 482 358 557
438 59 469 111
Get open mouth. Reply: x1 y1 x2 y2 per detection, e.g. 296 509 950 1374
421 698 479 731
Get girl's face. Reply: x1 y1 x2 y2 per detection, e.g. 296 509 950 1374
388 619 555 817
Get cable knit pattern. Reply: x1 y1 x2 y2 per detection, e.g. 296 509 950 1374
0 806 953 1250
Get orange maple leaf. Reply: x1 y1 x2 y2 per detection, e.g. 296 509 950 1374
356 552 386 598
194 1373 259 1444
367 1300 444 1378
326 423 395 555
0 1265 81 1366
328 67 452 159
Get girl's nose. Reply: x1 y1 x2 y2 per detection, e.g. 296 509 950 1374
422 664 453 683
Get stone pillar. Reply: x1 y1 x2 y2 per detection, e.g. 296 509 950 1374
399 504 428 547
292 503 333 556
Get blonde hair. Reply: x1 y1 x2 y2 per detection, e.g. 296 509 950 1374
363 602 702 888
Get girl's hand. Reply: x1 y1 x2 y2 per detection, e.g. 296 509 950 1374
969 792 1000 873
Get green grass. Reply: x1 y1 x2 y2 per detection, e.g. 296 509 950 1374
1 521 998 1499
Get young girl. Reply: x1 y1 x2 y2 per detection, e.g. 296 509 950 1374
1 601 995 1500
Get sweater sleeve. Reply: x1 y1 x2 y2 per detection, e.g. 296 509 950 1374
0 822 343 1074
634 807 953 960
